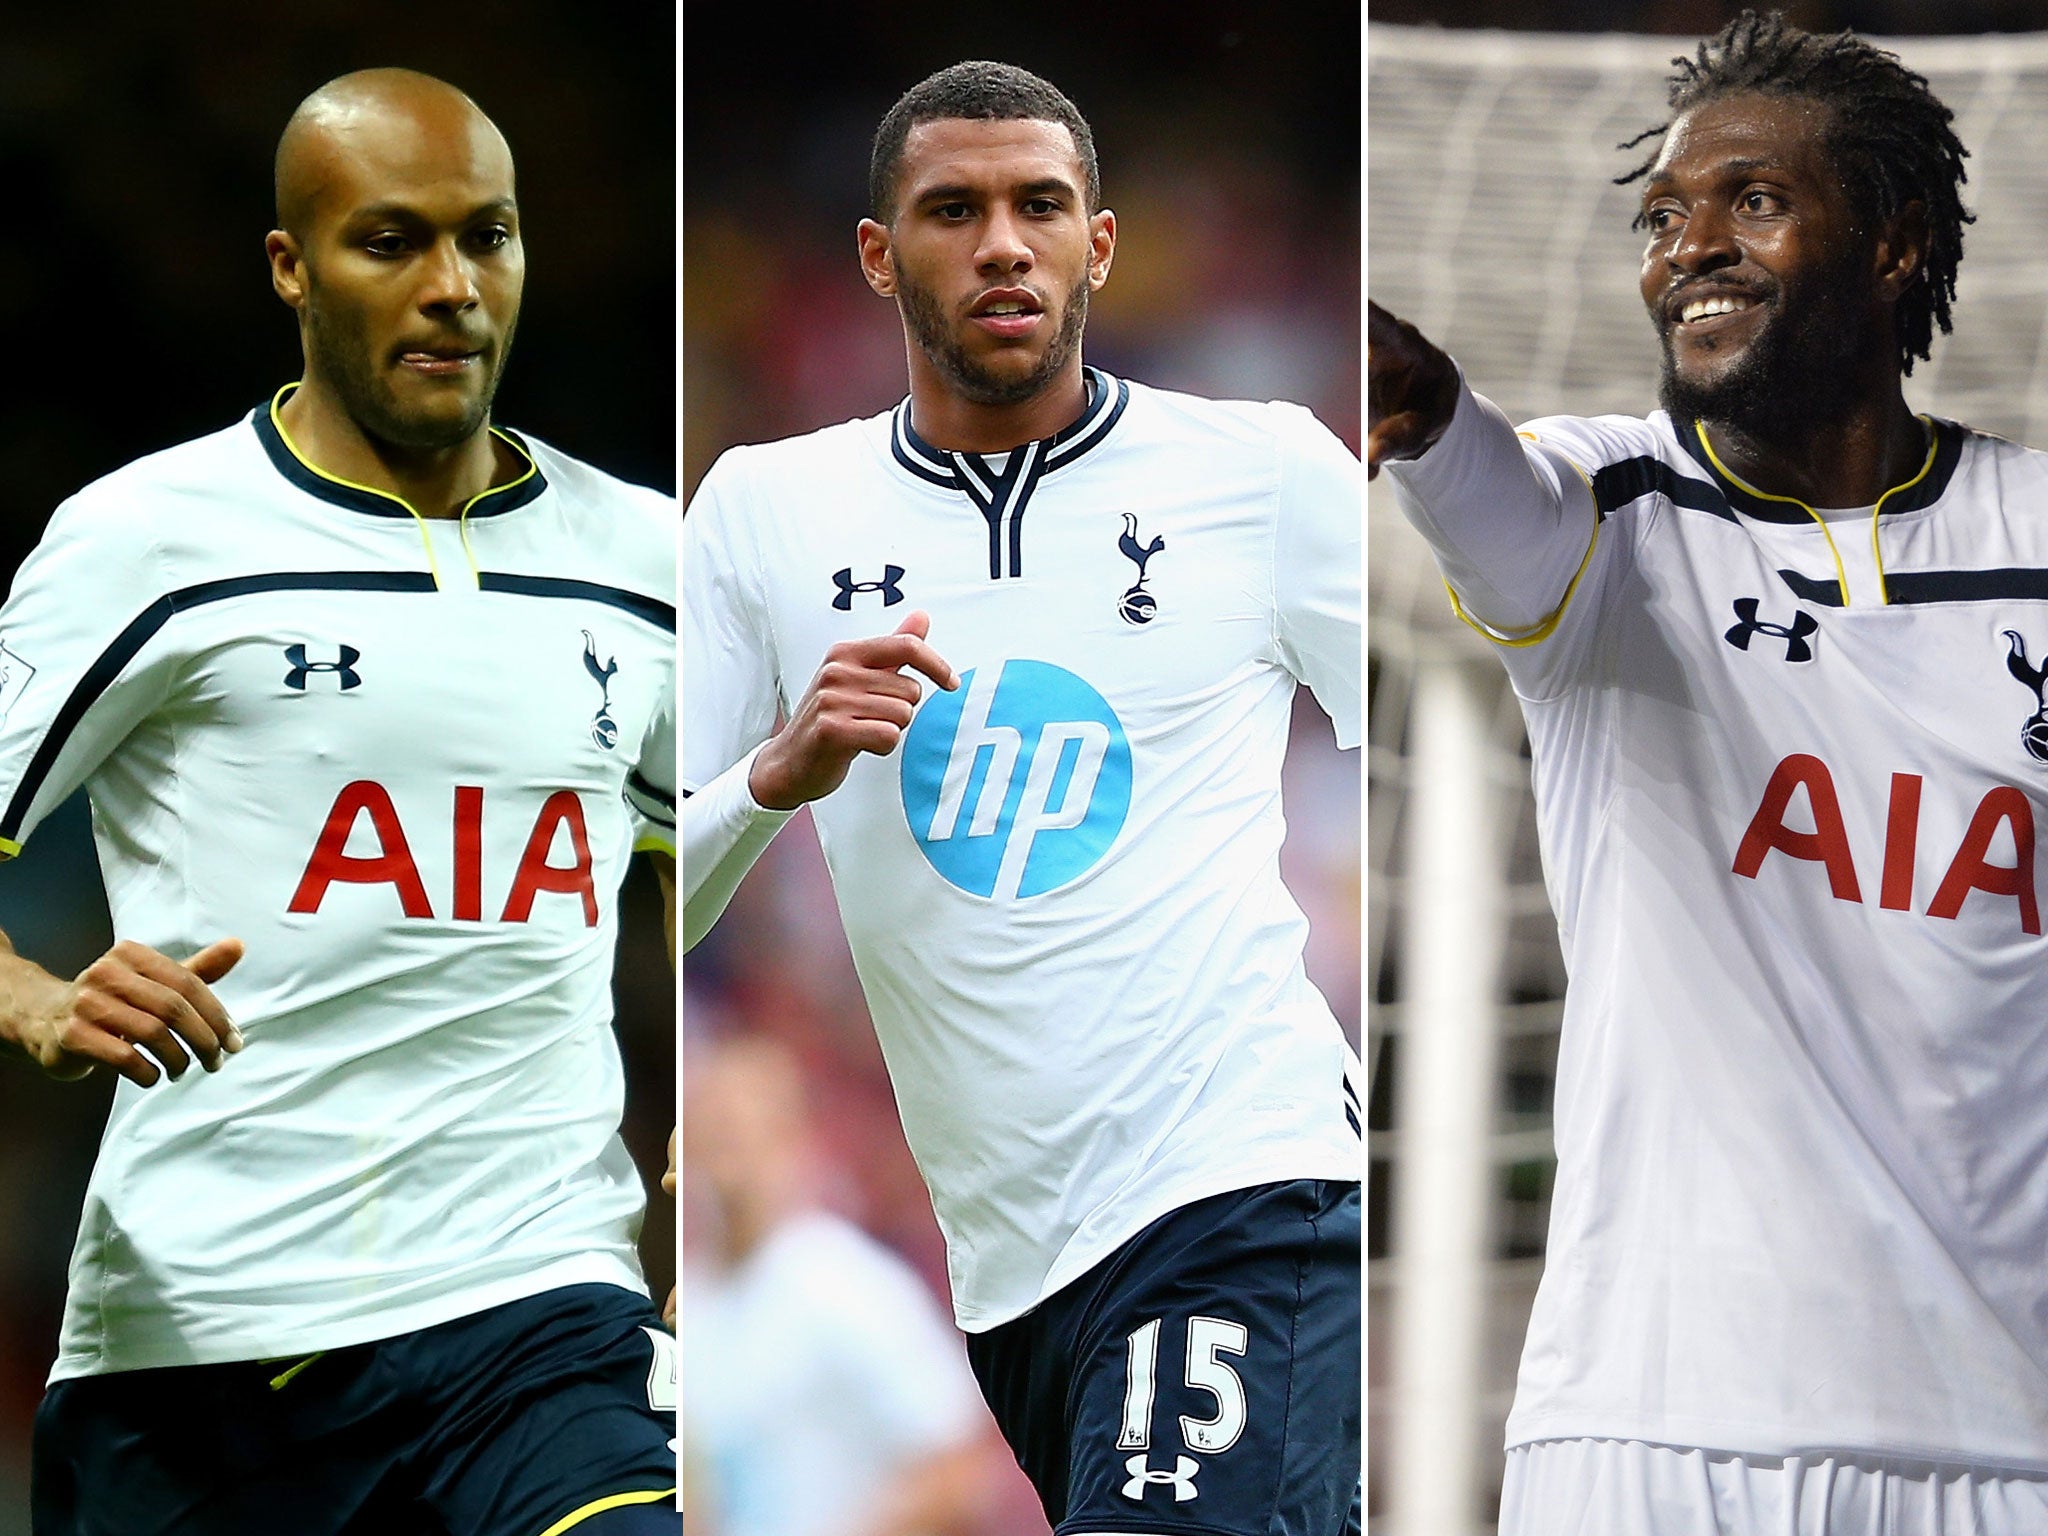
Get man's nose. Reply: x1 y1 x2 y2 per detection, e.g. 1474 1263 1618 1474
418 238 481 312
975 207 1033 273
1668 205 1739 276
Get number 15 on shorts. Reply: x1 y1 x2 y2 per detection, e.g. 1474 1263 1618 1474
1117 1316 1248 1501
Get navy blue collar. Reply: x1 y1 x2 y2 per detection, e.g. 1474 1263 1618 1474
890 366 1129 488
1672 412 1962 526
252 384 549 520
888 368 1130 580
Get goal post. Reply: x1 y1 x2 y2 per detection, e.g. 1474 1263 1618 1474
1367 21 2048 1530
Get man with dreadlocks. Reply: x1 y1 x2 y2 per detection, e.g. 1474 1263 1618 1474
1372 10 2047 1533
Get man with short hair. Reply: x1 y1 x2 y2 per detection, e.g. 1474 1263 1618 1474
1373 12 2048 1531
1 69 678 1536
684 59 1362 1536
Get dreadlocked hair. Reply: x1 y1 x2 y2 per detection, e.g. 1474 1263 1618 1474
1615 9 1971 375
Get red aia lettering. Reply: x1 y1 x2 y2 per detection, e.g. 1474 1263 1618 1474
291 783 598 926
1731 753 1861 901
453 785 484 922
1928 786 2040 936
1734 755 2040 935
288 780 433 917
501 790 598 926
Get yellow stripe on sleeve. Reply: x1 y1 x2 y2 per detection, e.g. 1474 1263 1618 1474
536 1487 677 1536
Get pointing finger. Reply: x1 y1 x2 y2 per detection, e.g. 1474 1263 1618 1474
884 612 956 691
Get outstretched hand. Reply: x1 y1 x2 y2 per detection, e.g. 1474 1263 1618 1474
749 610 960 811
21 937 246 1088
1367 299 1461 480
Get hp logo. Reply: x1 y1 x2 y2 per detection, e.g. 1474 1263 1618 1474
899 660 1131 900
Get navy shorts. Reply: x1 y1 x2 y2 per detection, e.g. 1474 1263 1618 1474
966 1179 1361 1536
32 1282 679 1536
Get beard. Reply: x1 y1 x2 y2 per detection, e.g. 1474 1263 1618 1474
1655 249 1874 439
303 291 514 452
896 268 1088 408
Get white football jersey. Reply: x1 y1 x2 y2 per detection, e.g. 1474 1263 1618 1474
684 370 1363 1330
0 388 676 1380
1386 382 2048 1468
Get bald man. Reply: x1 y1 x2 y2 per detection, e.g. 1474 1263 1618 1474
0 71 679 1535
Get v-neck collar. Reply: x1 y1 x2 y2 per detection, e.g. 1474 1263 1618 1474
889 367 1131 579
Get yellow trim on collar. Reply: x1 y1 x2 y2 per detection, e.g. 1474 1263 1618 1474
266 383 540 589
1866 421 1940 607
0 836 22 860
535 1487 676 1536
1692 417 1937 609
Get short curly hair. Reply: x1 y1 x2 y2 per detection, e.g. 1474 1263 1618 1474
1617 9 1972 375
869 61 1099 223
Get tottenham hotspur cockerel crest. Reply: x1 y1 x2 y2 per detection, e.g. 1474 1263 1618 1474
582 630 619 750
1117 513 1164 625
2004 629 2048 764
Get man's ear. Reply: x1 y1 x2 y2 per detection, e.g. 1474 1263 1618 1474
1087 208 1116 292
267 230 307 311
1876 199 1928 300
858 218 897 298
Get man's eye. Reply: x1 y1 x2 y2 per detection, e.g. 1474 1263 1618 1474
1023 198 1058 216
936 203 972 220
1741 190 1776 213
1645 207 1679 233
365 234 410 257
471 226 511 251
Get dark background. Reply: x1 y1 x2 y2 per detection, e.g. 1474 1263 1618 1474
0 5 674 1524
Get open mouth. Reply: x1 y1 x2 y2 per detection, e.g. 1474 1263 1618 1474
1673 291 1760 329
969 290 1044 339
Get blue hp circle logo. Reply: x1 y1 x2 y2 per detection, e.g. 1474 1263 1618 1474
900 660 1132 899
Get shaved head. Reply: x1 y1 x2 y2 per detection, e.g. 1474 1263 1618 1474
275 69 512 238
266 67 524 456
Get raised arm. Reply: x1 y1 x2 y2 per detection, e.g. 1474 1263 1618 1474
1369 299 1602 640
1367 299 1461 478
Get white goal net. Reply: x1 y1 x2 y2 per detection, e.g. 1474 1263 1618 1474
1367 22 2048 1533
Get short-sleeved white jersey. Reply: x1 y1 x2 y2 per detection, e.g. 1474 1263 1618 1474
0 389 676 1380
683 370 1363 1330
1387 385 2048 1469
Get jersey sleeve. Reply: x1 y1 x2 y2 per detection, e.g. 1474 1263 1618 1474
681 451 782 793
0 496 178 857
680 451 796 947
1380 371 1648 699
680 749 793 953
1272 404 1363 749
625 658 676 857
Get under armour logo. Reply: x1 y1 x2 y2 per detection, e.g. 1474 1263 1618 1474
2002 629 2048 764
284 643 362 690
1724 598 1817 663
832 566 905 610
582 630 619 750
1121 1454 1199 1503
1117 513 1165 625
